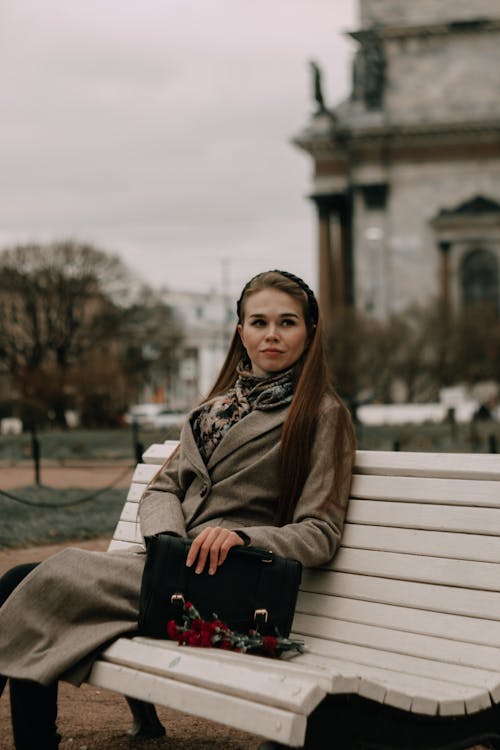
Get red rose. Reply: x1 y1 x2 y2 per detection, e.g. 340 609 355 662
166 620 179 640
200 630 213 647
191 618 203 632
262 636 278 656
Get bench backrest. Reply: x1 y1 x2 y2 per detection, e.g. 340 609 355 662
110 443 500 682
110 442 500 553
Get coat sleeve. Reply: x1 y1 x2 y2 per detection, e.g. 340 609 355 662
234 399 354 568
139 447 188 539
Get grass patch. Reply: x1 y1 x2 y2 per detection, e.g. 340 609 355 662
0 486 127 549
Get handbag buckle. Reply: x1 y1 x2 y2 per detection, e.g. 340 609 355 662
171 592 185 605
254 608 269 624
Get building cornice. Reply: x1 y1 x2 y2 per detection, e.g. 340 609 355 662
294 118 500 162
342 119 500 141
348 18 500 42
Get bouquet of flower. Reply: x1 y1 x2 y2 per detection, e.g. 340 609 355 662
166 601 304 658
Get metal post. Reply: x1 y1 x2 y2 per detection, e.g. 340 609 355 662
488 434 497 454
131 421 144 464
31 430 41 486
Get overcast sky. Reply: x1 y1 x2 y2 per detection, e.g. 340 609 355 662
0 0 357 298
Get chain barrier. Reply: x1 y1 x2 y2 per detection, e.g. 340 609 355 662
0 465 134 508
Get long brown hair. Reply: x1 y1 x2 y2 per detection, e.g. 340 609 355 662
204 270 356 525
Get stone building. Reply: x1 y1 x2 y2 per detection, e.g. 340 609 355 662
293 0 500 323
159 289 234 409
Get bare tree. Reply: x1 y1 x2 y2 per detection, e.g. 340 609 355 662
453 304 500 384
0 241 157 426
327 309 408 409
327 300 500 411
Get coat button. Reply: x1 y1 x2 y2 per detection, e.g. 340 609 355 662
200 483 209 498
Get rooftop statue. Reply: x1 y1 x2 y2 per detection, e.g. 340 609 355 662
309 60 327 115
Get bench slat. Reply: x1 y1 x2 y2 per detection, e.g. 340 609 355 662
296 651 492 716
126 482 147 502
119 501 141 522
351 474 500 506
332 548 500 592
132 635 362 695
293 613 500 672
346 499 500 535
342 523 500 563
297 592 500 647
142 441 178 463
88 660 308 747
297 593 500 648
132 463 159 484
107 539 142 552
112 520 143 544
354 451 500 481
301 571 500 621
101 639 324 714
297 634 500 694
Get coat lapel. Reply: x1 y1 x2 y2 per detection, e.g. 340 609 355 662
207 407 287 470
179 419 209 478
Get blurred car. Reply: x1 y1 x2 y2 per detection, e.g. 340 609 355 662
151 408 187 429
0 417 23 434
124 403 166 427
124 404 187 429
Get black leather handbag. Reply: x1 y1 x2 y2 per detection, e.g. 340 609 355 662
138 534 302 638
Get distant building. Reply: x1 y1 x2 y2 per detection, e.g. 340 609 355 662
160 289 235 409
293 0 500 322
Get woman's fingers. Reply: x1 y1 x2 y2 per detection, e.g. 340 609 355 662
186 528 244 575
185 528 211 571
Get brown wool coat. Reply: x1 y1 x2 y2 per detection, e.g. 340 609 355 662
0 396 352 687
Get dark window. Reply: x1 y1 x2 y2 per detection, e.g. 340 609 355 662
360 184 388 210
460 249 499 314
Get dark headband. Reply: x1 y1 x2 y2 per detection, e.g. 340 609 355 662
236 269 319 324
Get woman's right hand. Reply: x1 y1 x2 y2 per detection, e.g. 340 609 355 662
186 527 244 576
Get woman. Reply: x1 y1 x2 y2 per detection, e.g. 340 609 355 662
0 270 356 750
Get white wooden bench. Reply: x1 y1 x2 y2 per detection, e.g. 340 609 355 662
85 441 500 749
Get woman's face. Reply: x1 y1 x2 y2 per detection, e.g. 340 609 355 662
237 288 309 376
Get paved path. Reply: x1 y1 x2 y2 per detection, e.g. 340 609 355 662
1 462 135 489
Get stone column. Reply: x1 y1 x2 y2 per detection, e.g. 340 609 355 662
317 198 334 324
438 241 451 309
311 193 352 326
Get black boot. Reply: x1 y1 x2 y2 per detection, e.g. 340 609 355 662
2 562 60 748
126 696 166 738
0 562 39 606
0 563 40 706
10 678 61 750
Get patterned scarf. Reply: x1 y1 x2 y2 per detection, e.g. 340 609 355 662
191 364 295 464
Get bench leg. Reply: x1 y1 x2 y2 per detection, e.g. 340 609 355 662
125 697 166 738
